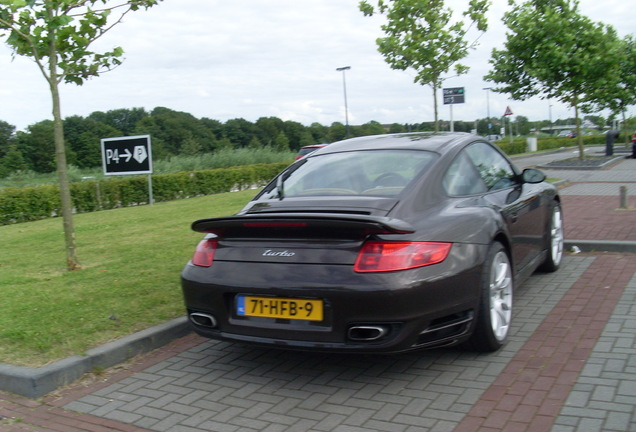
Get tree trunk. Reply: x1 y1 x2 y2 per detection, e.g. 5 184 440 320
51 86 80 270
47 11 80 271
573 96 584 160
622 110 629 147
432 84 439 133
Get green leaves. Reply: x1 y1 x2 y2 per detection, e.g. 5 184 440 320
0 1 161 85
486 0 623 157
486 0 620 107
360 0 490 131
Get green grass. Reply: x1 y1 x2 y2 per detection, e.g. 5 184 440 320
0 188 258 367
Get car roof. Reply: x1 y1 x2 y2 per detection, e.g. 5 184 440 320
315 132 475 156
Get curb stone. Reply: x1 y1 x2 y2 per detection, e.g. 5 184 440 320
0 317 191 399
537 156 625 170
565 239 636 254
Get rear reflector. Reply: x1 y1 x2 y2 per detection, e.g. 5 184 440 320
192 239 218 267
354 241 451 273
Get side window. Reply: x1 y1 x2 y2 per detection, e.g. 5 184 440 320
443 152 488 196
464 142 517 191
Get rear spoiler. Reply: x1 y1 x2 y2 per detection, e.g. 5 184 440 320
191 213 415 238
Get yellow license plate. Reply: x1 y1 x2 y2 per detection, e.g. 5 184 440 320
237 295 323 321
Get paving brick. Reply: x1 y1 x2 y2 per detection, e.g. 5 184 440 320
3 160 636 432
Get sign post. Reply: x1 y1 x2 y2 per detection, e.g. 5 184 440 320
503 106 514 143
443 87 465 132
101 135 154 204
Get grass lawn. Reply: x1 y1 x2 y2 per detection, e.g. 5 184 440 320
0 189 257 367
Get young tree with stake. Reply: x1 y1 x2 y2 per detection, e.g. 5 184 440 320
0 0 162 270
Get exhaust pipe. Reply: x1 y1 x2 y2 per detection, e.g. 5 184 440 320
189 312 217 328
348 325 389 341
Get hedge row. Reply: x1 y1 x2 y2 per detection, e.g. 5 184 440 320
0 162 289 226
496 134 608 156
0 135 617 226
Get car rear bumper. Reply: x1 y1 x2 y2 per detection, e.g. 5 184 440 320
181 243 486 353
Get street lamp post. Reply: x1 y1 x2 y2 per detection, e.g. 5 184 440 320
336 66 351 138
483 87 492 133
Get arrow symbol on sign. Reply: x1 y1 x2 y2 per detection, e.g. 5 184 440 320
121 148 132 162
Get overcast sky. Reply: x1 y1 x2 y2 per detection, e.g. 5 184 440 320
0 0 633 132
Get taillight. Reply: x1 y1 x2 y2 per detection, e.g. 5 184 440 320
354 241 451 273
192 238 218 267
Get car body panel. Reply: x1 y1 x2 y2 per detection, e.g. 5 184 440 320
181 132 560 353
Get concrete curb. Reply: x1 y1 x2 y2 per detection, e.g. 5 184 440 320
565 239 636 254
537 156 625 171
0 316 191 399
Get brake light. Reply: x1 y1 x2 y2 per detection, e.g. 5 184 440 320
192 239 218 267
243 222 308 228
354 241 451 273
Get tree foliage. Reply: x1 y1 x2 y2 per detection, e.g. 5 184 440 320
582 34 636 144
359 0 490 131
485 0 621 157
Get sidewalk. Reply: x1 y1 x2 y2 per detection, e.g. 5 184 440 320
1 149 635 432
520 148 636 252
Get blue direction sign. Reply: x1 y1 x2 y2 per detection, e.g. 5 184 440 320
443 87 465 105
101 135 153 175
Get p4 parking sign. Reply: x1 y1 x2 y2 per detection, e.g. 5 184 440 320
101 135 153 175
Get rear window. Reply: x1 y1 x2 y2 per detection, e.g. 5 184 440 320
260 150 438 198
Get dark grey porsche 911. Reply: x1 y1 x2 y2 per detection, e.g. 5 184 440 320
181 132 563 353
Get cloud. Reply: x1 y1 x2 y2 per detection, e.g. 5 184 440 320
0 0 633 131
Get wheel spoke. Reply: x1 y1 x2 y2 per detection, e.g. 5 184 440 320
551 207 564 265
489 252 512 341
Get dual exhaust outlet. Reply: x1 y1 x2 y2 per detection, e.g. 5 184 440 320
347 325 389 342
189 312 217 328
190 313 389 343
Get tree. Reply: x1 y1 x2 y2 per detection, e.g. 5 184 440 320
0 0 161 270
15 120 57 173
0 120 15 158
282 120 305 150
180 135 203 156
359 0 489 131
136 107 217 155
64 115 122 168
255 116 283 146
247 136 262 150
88 107 148 135
485 0 620 158
0 144 28 176
223 118 255 148
308 122 329 143
327 122 347 142
514 115 530 136
273 131 290 152
583 35 636 145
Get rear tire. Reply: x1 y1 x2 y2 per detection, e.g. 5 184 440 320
538 202 563 273
465 242 513 352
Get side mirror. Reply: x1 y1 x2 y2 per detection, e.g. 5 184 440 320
522 168 546 184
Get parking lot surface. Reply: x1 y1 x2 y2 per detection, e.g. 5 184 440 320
1 149 635 432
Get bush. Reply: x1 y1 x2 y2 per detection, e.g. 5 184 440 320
0 162 289 225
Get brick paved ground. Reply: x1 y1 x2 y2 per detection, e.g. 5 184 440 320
2 253 634 432
1 150 635 432
561 195 636 242
456 254 636 432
